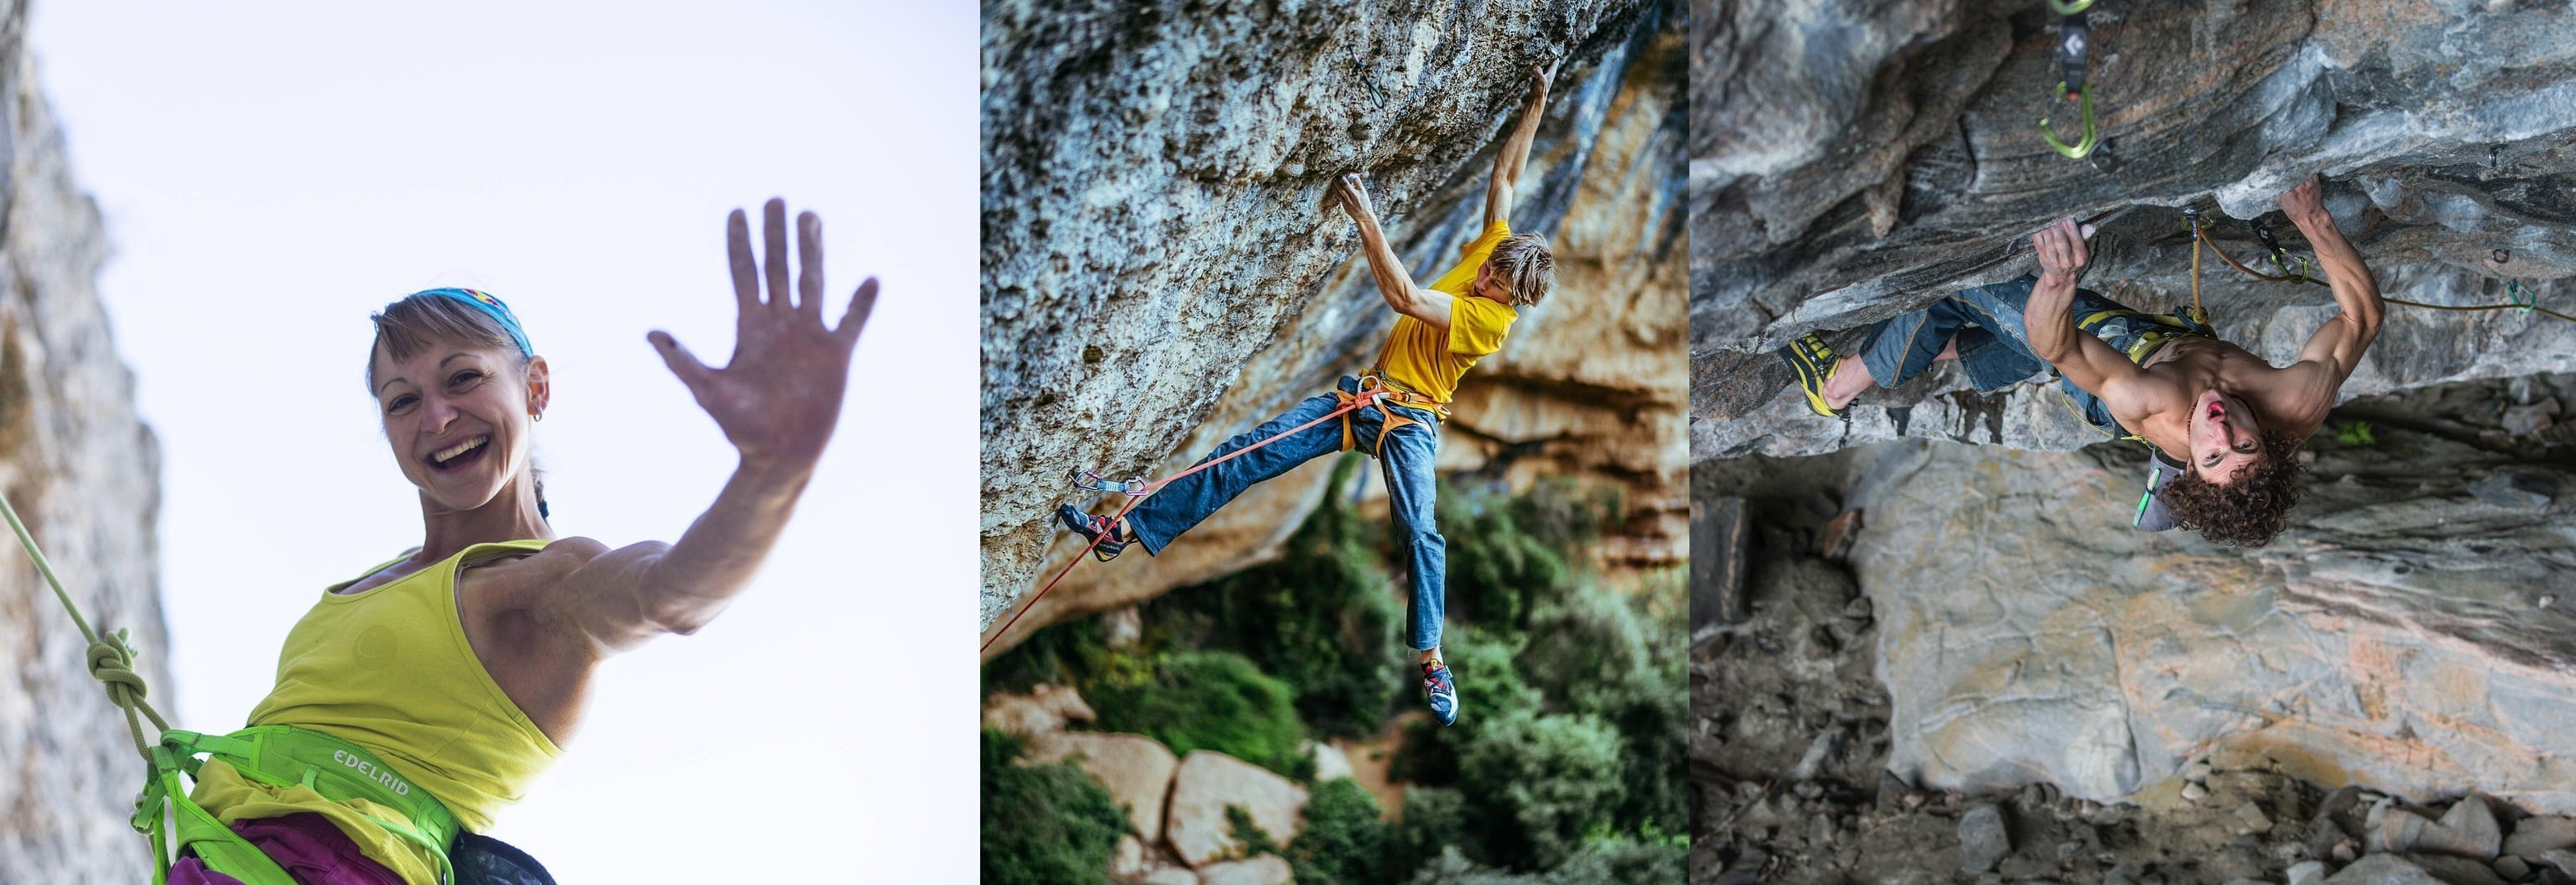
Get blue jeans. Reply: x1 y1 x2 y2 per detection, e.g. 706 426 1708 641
1125 376 1447 650
1857 275 2212 437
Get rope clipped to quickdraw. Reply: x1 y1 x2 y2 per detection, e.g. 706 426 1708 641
2184 209 2576 323
982 387 1394 653
2038 1 2101 158
0 489 170 763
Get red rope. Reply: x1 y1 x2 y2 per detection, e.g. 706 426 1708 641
981 389 1389 653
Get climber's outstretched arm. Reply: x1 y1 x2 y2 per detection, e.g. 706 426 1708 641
2277 176 2384 428
2024 218 2145 398
556 199 876 654
1335 174 1454 331
1485 61 1556 229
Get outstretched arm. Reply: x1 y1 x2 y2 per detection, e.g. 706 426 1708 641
1335 174 1454 331
2280 177 2384 391
2024 218 2146 397
559 199 878 653
1484 61 1556 229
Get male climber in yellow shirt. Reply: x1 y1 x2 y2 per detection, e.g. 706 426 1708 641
1058 62 1561 727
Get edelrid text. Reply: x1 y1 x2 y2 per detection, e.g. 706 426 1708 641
332 750 412 796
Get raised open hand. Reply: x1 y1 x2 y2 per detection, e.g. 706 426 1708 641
2032 217 2097 280
2276 175 2326 221
649 198 878 472
1332 174 1377 222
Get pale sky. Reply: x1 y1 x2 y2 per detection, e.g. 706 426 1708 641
30 1 977 879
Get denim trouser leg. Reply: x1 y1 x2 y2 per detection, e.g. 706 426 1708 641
1375 411 1444 651
1124 390 1351 555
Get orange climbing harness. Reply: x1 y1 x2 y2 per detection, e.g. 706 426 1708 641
982 375 1440 653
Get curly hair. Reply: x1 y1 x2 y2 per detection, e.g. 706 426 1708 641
2160 431 2306 548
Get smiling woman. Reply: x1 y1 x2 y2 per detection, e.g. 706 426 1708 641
150 200 878 885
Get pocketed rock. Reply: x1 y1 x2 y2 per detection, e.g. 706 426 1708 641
983 683 1097 736
1024 731 1178 842
1165 750 1309 868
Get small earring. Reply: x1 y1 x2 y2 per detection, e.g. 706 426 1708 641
533 411 543 423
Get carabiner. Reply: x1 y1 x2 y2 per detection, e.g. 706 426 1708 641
2038 83 2100 158
2048 0 2095 13
1073 469 1153 498
2508 280 2538 313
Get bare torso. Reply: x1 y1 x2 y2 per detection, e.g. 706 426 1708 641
334 539 613 746
2112 336 2333 461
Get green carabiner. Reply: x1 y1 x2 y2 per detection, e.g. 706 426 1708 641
2039 82 2099 158
2048 0 2096 13
2508 280 2537 313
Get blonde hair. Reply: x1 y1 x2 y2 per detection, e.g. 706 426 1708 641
1488 234 1555 307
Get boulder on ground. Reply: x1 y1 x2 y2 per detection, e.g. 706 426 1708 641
1024 731 1176 840
2506 816 2576 858
1196 855 1293 885
1164 750 1309 868
2322 854 2443 885
983 683 1096 736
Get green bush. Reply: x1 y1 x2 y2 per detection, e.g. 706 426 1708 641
1290 778 1396 885
1160 453 1405 738
981 729 1128 885
1089 650 1310 777
1389 626 1542 787
1405 839 1686 885
1455 710 1626 870
1434 478 1622 631
1518 580 1689 837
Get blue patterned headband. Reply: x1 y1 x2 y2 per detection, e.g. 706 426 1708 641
414 287 533 359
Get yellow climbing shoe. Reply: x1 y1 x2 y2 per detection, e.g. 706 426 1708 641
1775 332 1849 420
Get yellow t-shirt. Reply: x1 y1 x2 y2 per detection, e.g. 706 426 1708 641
192 541 566 884
1373 218 1521 403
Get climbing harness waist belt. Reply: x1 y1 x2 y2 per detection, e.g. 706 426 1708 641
2076 307 2215 365
1338 374 1446 456
138 725 462 885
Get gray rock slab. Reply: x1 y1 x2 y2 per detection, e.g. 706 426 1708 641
1959 803 2009 873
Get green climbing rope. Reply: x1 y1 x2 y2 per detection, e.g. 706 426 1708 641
0 488 168 761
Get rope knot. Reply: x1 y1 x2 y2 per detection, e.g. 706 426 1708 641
86 628 149 708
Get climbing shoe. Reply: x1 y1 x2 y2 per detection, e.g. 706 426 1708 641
1422 660 1460 727
1056 504 1129 562
1775 332 1851 420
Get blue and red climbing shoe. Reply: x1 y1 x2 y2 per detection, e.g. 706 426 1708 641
1775 332 1851 421
1422 659 1460 727
1056 504 1129 562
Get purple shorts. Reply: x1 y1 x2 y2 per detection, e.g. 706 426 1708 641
167 813 408 885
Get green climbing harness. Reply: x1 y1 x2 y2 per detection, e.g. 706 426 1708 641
1 491 461 885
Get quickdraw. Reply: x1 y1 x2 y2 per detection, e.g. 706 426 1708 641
2037 2 2101 158
1072 470 1153 498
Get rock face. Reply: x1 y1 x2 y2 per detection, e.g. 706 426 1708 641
1845 429 2576 814
983 0 1689 646
0 2 168 881
1164 750 1310 868
1691 0 2576 458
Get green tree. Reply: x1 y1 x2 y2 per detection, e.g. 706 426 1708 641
981 729 1128 885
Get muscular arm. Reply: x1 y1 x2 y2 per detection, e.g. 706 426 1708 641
1485 62 1554 229
2282 179 2384 397
553 199 873 655
2023 219 2147 399
1335 175 1454 330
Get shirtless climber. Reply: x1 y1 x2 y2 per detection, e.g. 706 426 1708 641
1052 62 1562 726
1775 176 2384 547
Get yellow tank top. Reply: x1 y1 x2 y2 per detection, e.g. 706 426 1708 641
244 540 564 833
